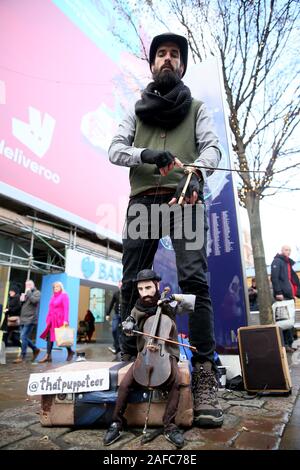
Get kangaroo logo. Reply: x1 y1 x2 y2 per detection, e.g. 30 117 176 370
12 106 56 158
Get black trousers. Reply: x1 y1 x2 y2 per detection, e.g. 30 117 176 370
121 194 216 369
3 327 21 348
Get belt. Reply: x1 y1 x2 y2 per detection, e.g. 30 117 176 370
136 188 175 196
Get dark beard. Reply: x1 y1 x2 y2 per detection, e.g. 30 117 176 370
139 290 160 308
152 69 181 94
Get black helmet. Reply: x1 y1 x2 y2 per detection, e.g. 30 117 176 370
149 32 188 77
135 269 161 283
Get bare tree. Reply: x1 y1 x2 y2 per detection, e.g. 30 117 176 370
110 0 300 324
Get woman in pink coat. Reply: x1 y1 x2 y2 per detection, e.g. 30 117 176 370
39 282 75 362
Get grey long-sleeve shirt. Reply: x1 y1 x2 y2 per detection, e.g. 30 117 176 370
108 102 221 180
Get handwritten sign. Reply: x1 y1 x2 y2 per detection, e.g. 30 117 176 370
27 368 109 396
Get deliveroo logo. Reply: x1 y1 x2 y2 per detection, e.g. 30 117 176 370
81 257 95 279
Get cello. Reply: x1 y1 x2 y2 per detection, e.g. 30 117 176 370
133 288 173 388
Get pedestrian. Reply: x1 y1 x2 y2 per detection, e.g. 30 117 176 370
1 283 22 348
105 281 122 355
248 278 258 311
84 309 95 342
271 245 300 352
108 32 223 426
104 269 196 448
13 280 41 364
39 281 75 362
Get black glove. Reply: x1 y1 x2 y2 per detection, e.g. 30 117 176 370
141 149 175 169
174 173 200 200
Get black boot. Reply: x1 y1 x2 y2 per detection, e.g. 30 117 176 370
164 425 184 449
192 361 224 427
103 422 123 446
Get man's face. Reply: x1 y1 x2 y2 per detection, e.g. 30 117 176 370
281 246 291 257
137 280 157 304
151 42 184 83
25 280 34 291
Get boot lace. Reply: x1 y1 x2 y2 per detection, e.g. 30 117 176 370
192 368 218 405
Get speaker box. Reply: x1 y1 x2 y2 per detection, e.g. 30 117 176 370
237 325 292 394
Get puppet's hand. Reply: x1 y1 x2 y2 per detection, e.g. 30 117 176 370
122 316 136 336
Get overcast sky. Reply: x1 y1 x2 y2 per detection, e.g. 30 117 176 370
239 192 300 266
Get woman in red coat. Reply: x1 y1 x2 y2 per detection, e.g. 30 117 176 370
39 282 75 362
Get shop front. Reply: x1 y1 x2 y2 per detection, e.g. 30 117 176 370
35 249 122 356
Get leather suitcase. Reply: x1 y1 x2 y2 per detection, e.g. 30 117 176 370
237 325 292 394
40 360 193 428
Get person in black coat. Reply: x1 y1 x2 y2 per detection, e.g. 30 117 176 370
84 309 95 342
271 245 300 351
105 282 122 354
1 283 22 347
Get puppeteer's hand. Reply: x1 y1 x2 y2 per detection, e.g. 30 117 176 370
169 172 201 206
63 321 69 326
105 315 110 322
122 316 136 336
141 149 175 176
157 295 176 306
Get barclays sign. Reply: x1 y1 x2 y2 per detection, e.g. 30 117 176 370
65 249 122 286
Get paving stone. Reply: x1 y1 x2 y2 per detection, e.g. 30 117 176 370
279 424 300 450
182 441 215 450
0 426 31 448
28 423 72 439
217 401 232 411
62 429 106 449
238 418 285 436
2 435 61 450
225 399 265 408
123 434 176 451
0 408 40 428
263 400 293 413
108 431 140 450
229 405 290 422
233 431 280 450
183 427 205 443
67 446 90 450
222 413 241 429
184 427 239 446
185 442 236 450
62 429 135 450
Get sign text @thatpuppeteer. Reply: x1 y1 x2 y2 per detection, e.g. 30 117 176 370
27 369 110 396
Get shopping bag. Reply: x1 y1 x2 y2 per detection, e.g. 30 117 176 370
7 316 20 327
54 325 75 347
272 299 295 330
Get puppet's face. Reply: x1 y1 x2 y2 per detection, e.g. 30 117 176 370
137 280 157 304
